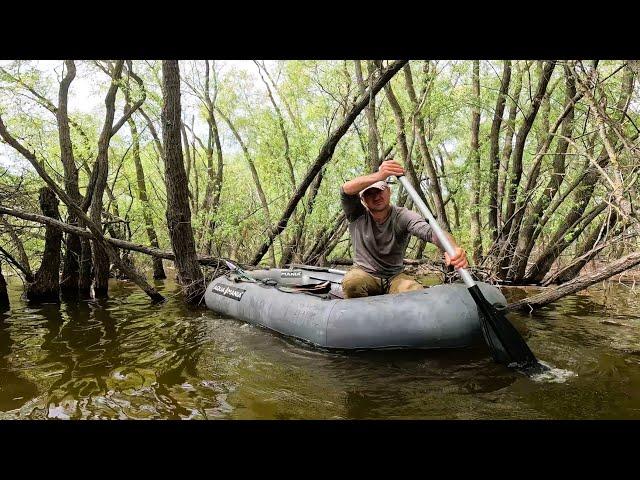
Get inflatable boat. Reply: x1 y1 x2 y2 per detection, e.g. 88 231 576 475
204 265 508 350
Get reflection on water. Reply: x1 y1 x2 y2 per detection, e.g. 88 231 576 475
0 275 639 419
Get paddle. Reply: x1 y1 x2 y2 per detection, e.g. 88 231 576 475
396 175 547 375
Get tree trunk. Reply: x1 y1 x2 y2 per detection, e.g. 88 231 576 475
495 61 556 278
0 244 32 282
78 235 93 298
0 261 9 311
488 60 511 242
127 103 166 280
303 213 347 265
354 60 380 172
249 60 407 265
198 64 214 214
26 188 62 303
469 60 483 264
498 62 525 223
161 60 205 303
56 60 84 300
436 147 460 229
507 251 640 312
90 60 124 298
181 121 194 207
320 220 349 265
207 113 224 252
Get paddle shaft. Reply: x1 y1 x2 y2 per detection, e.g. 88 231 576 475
396 175 475 287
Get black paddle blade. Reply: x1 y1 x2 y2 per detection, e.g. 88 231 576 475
467 285 548 375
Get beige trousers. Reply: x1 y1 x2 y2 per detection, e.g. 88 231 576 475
341 267 424 299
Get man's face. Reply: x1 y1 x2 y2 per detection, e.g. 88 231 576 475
362 187 391 212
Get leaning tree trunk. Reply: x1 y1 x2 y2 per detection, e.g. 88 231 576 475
354 60 380 172
501 61 556 241
523 65 634 284
255 60 305 266
495 60 556 278
0 261 9 311
280 168 325 267
0 204 229 268
161 60 205 303
303 213 347 265
197 91 224 256
26 187 62 303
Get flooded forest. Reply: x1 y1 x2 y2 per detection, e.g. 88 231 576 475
0 60 639 419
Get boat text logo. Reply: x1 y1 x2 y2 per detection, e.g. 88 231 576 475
211 283 245 301
281 271 302 278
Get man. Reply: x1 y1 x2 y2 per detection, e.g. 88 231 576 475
340 159 469 298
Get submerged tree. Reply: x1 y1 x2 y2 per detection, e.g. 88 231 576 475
25 187 62 303
161 60 204 303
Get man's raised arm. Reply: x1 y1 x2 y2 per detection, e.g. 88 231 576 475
342 159 405 195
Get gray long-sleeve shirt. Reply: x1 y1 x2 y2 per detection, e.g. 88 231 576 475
341 187 436 279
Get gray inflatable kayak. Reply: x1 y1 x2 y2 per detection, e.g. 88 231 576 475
204 266 508 350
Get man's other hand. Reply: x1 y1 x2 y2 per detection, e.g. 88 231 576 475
378 159 405 179
445 247 469 270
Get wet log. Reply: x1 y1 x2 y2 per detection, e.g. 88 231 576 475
506 251 640 312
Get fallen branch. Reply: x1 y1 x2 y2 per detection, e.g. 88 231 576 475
0 205 225 267
506 250 640 312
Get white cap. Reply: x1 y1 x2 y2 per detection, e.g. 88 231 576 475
359 180 388 197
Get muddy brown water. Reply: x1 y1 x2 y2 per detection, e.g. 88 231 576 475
1 275 639 419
